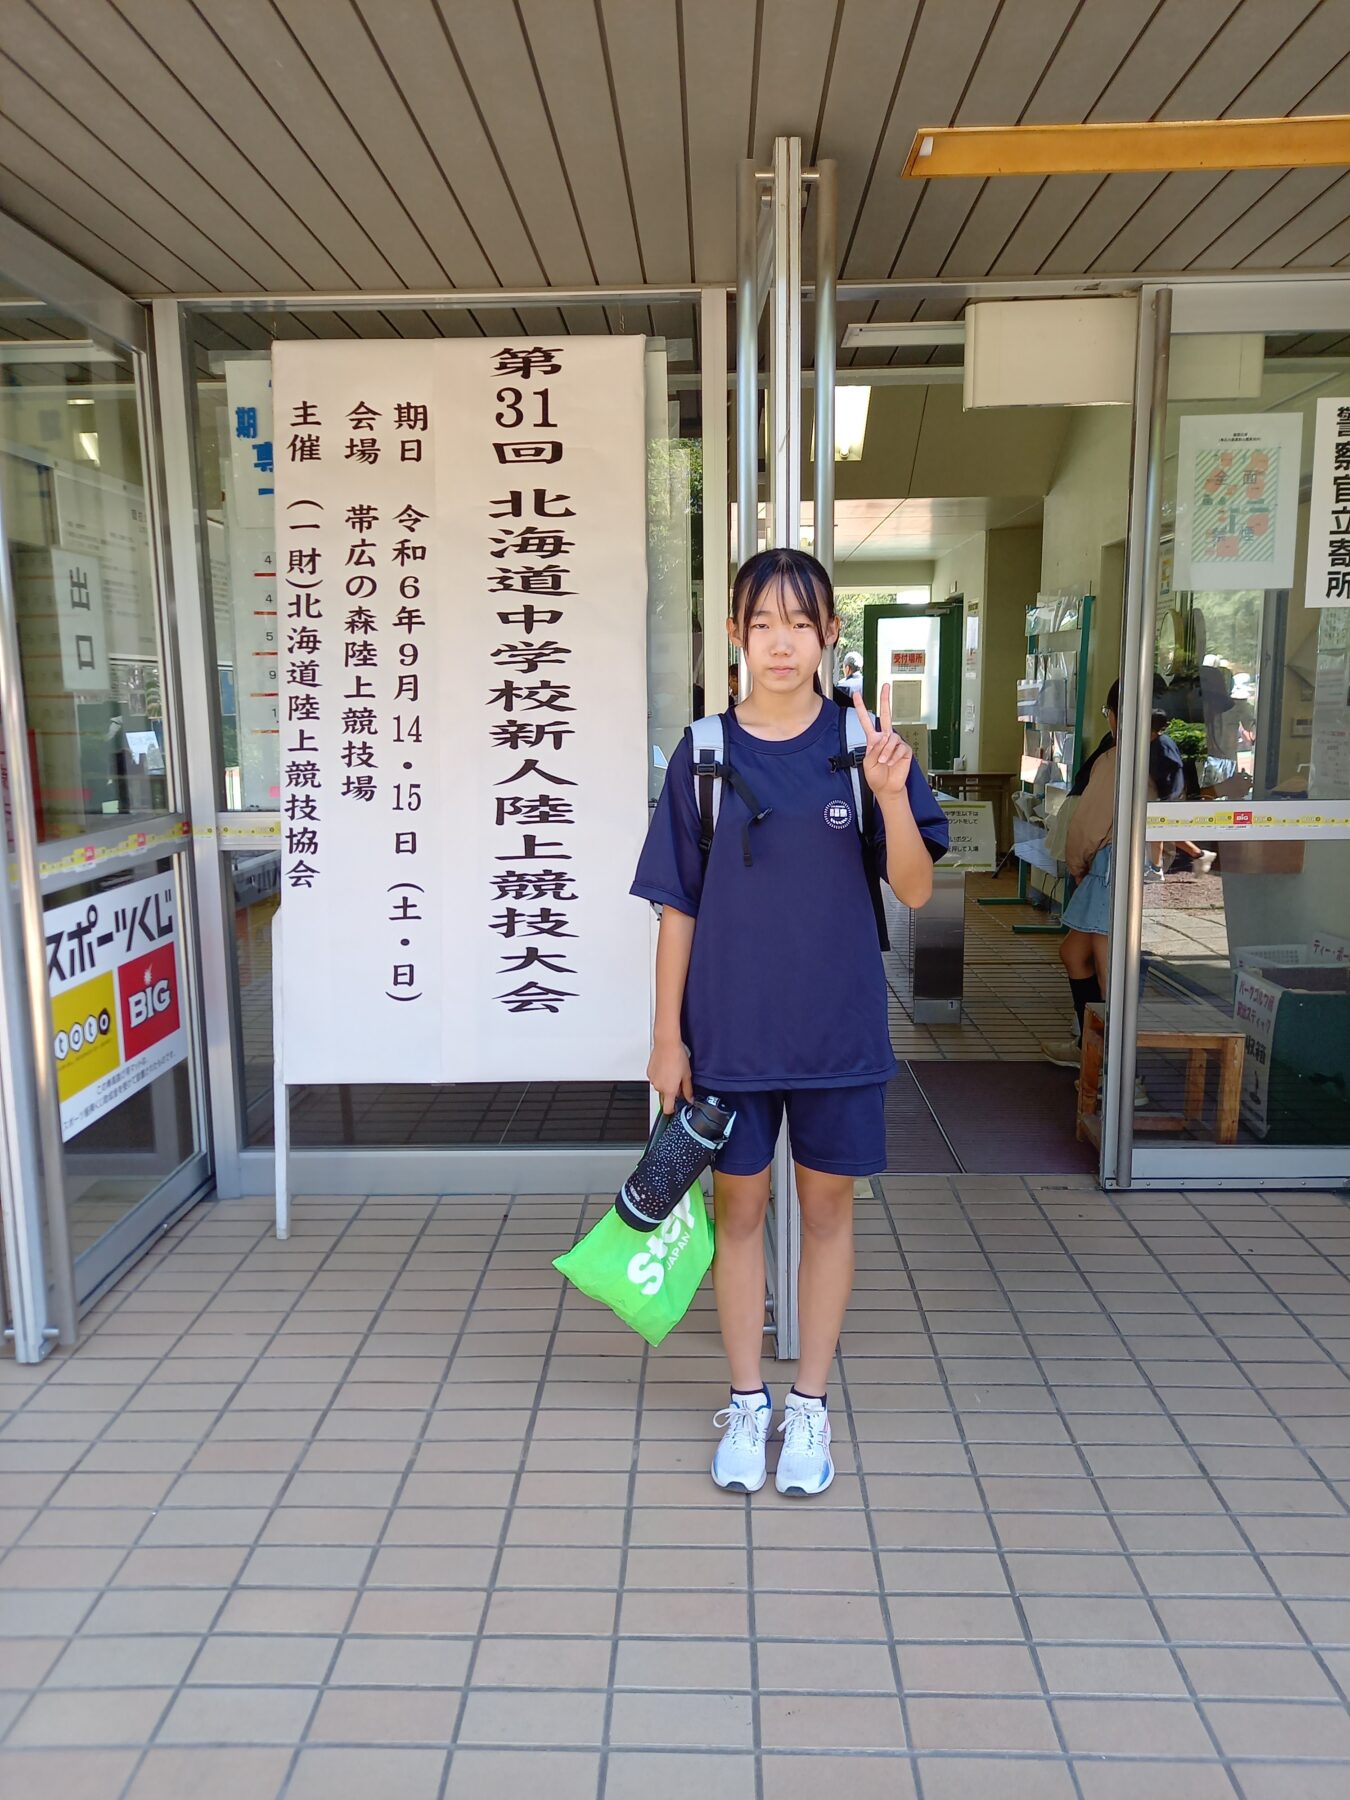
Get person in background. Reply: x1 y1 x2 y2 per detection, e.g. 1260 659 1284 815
1041 682 1169 1073
835 650 864 701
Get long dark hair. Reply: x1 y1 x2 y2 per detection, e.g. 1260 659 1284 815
730 548 835 648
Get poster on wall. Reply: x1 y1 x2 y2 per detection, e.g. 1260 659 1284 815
52 469 157 660
271 337 650 1086
1173 413 1302 591
937 800 996 870
222 362 281 809
1310 607 1350 800
46 868 186 1141
1305 397 1350 609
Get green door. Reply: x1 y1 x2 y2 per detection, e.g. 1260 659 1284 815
862 600 962 772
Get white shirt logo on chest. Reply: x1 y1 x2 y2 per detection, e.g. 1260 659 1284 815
824 800 853 830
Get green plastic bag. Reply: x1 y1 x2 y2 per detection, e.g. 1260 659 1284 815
553 1185 714 1346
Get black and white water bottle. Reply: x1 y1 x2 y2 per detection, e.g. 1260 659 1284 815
615 1095 736 1231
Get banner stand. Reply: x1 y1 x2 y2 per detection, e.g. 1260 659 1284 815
272 909 289 1239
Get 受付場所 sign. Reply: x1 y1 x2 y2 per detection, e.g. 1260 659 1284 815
271 338 650 1086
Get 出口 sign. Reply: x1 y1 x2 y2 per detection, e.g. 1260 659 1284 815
271 338 650 1085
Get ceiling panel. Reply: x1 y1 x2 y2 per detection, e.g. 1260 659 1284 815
0 0 1345 305
1043 0 1327 274
203 0 455 286
438 0 597 288
751 0 841 162
842 0 1002 281
603 0 692 285
941 0 1164 280
113 0 405 288
33 0 353 288
7 1 294 288
890 0 1082 281
679 0 758 281
1085 3 1348 273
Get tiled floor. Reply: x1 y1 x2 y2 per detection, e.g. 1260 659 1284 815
5 1177 1350 1798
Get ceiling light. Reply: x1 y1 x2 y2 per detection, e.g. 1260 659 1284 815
833 385 871 461
0 340 121 365
810 385 872 463
841 322 964 350
903 114 1350 179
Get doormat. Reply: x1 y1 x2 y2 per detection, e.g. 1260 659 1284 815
884 1063 960 1174
886 1060 1096 1176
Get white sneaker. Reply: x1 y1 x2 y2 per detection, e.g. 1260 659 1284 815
1144 863 1164 884
776 1392 833 1497
1041 1036 1083 1068
711 1389 772 1492
1193 850 1217 873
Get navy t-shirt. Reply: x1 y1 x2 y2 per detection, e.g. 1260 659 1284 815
631 703 949 1093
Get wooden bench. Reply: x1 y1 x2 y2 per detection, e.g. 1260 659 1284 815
1077 1000 1246 1147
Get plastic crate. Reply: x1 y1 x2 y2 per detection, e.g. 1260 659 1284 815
1233 943 1311 971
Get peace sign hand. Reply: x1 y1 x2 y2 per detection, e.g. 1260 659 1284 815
851 682 913 800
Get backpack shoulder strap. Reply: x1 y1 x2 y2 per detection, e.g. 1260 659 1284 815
842 703 869 828
834 703 890 952
686 714 725 857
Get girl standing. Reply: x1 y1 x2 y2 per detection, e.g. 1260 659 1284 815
631 549 948 1496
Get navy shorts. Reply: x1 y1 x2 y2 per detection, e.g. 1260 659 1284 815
708 1083 888 1179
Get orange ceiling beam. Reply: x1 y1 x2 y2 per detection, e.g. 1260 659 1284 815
903 114 1350 179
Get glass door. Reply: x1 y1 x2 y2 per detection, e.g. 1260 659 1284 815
1123 289 1350 1185
0 316 209 1346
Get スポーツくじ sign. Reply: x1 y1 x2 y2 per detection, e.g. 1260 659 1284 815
45 868 186 1141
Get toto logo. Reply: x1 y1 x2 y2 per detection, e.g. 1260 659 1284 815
53 1009 113 1063
824 800 853 830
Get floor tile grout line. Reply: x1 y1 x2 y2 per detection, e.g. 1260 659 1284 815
100 1194 408 1798
436 1190 592 1800
1017 1180 1350 1722
0 1205 292 1763
868 1178 1087 1800
833 1334 925 1796
595 1324 650 1800
967 1176 1247 1791
745 1441 763 1800
266 1189 491 1800
1191 1206 1350 1393
1057 1187 1350 1706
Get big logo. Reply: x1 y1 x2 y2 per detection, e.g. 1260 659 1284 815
119 943 181 1060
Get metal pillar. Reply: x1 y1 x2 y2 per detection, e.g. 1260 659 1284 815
150 299 246 1198
1101 287 1172 1190
738 138 837 1359
735 161 761 566
0 471 77 1352
768 136 802 551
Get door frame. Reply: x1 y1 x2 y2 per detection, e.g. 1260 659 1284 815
862 597 962 771
1103 277 1350 1191
0 217 213 1358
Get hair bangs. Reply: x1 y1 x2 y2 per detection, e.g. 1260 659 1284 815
732 548 835 647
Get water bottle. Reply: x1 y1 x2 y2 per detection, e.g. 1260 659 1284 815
615 1095 736 1231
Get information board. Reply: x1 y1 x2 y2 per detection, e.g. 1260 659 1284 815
272 337 651 1085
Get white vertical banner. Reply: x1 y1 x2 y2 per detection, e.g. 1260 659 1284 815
1173 413 1302 592
1306 396 1350 609
272 337 650 1085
